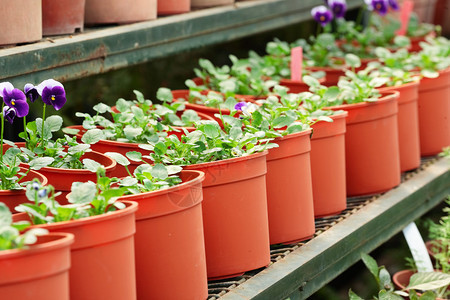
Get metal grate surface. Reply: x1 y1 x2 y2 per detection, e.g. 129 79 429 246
207 157 438 299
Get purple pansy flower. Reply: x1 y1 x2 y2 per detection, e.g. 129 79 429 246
234 102 248 111
329 0 347 18
36 79 67 110
2 106 17 124
388 0 399 10
311 5 333 27
24 83 40 103
365 0 389 16
0 82 29 118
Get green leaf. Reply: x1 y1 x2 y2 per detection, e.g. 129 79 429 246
45 115 63 132
378 289 404 300
203 123 220 139
303 75 320 88
68 181 97 204
273 115 295 128
153 142 167 156
0 203 12 228
82 158 102 173
156 87 173 102
105 152 130 166
345 53 361 68
361 253 380 280
62 127 80 136
348 289 364 300
379 267 393 290
407 272 450 291
93 103 111 114
81 128 104 144
29 157 54 170
126 151 142 162
150 164 168 180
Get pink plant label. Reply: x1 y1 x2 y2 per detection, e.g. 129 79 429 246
396 0 414 36
291 46 303 82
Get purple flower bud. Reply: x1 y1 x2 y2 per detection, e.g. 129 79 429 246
329 0 347 18
234 102 248 111
388 0 399 10
2 106 17 124
365 0 389 16
24 83 40 103
156 117 162 122
37 79 67 110
311 5 333 27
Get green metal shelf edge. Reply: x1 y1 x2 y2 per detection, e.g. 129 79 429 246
220 159 450 300
0 0 360 87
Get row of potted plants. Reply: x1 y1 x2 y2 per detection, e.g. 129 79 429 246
1 0 240 46
1 1 449 299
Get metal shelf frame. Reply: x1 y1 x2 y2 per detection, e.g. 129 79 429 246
0 0 359 87
219 159 450 299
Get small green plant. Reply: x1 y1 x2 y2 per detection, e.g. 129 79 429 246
0 202 48 250
349 253 450 300
427 197 450 276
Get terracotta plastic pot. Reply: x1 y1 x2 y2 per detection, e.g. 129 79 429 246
417 67 450 156
85 0 157 24
184 151 271 279
0 0 42 46
306 66 346 87
191 0 234 7
393 269 448 300
0 167 48 213
158 0 190 15
0 232 73 300
279 78 319 93
379 81 421 172
310 111 348 217
14 201 138 300
409 32 435 53
119 170 208 300
327 92 401 196
42 0 85 36
266 129 315 244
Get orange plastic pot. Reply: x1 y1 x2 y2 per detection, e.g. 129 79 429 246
306 66 346 87
409 32 435 52
13 201 138 300
158 0 190 15
379 81 421 171
85 0 157 24
0 232 73 300
327 92 401 196
310 111 348 217
0 167 48 213
184 151 271 279
417 67 450 156
266 129 315 244
0 0 42 46
42 0 85 36
119 170 208 300
279 79 311 93
191 0 234 7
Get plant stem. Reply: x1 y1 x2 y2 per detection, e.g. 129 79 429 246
16 168 30 185
23 116 28 147
316 24 321 38
41 104 46 148
355 6 365 28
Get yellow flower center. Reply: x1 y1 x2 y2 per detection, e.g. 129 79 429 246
320 15 325 21
11 100 15 106
51 95 55 101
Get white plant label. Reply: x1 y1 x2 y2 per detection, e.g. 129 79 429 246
402 222 434 272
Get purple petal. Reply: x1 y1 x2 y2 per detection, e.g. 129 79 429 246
10 99 29 117
312 5 333 27
3 88 26 108
2 106 16 124
329 0 347 18
42 85 66 110
0 82 14 98
36 79 64 95
372 0 388 15
388 0 399 10
24 83 40 102
234 102 247 111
